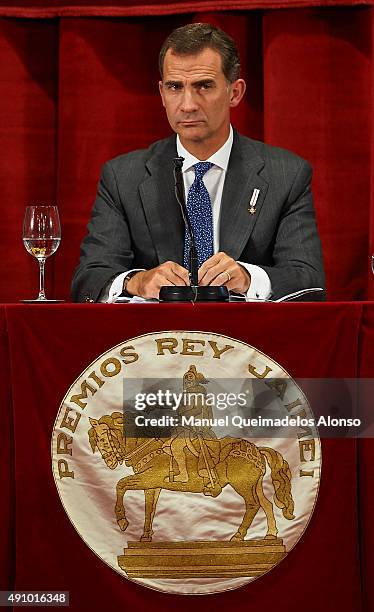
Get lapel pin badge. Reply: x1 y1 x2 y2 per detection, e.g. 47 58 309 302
248 188 260 214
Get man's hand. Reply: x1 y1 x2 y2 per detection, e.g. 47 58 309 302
198 252 251 294
126 261 189 299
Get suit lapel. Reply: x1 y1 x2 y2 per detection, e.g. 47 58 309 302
139 136 184 266
219 132 269 259
139 132 269 266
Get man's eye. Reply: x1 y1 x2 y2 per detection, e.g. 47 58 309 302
167 83 181 91
200 83 213 90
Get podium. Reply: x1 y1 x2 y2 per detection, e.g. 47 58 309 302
1 301 373 611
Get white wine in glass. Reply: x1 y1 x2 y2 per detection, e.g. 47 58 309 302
22 205 63 302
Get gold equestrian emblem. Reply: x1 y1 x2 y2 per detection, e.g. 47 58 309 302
52 332 321 595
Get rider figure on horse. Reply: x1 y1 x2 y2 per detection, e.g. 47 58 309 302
163 365 221 494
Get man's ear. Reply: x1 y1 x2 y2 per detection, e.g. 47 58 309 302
229 79 246 108
159 81 166 108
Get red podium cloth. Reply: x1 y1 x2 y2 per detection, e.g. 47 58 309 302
3 302 364 611
0 307 14 592
358 304 374 612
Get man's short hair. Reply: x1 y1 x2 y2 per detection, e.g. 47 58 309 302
159 23 240 83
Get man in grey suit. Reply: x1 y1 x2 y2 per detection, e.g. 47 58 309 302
72 23 324 303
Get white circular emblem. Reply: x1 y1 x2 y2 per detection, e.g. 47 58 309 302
52 331 321 595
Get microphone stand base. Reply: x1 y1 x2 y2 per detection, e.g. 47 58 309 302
159 285 229 302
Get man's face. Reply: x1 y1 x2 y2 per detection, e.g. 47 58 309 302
159 47 245 152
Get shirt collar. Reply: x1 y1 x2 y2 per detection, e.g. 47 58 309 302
176 125 233 172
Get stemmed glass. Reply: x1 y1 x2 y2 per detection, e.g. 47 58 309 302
22 205 63 302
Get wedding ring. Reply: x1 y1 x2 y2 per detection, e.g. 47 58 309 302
225 271 231 282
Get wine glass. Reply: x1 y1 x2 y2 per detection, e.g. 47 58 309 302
22 205 63 302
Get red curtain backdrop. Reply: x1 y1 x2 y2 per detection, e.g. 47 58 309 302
0 1 374 17
0 5 373 301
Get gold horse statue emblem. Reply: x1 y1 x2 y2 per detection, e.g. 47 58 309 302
88 365 295 543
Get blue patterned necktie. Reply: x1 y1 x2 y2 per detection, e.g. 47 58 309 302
183 162 214 270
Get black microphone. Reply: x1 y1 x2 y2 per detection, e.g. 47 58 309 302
159 157 229 303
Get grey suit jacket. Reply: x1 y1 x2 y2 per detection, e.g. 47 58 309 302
71 130 325 302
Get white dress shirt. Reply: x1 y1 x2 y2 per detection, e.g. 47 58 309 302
106 126 271 302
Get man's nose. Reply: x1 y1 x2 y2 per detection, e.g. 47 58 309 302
180 87 198 113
